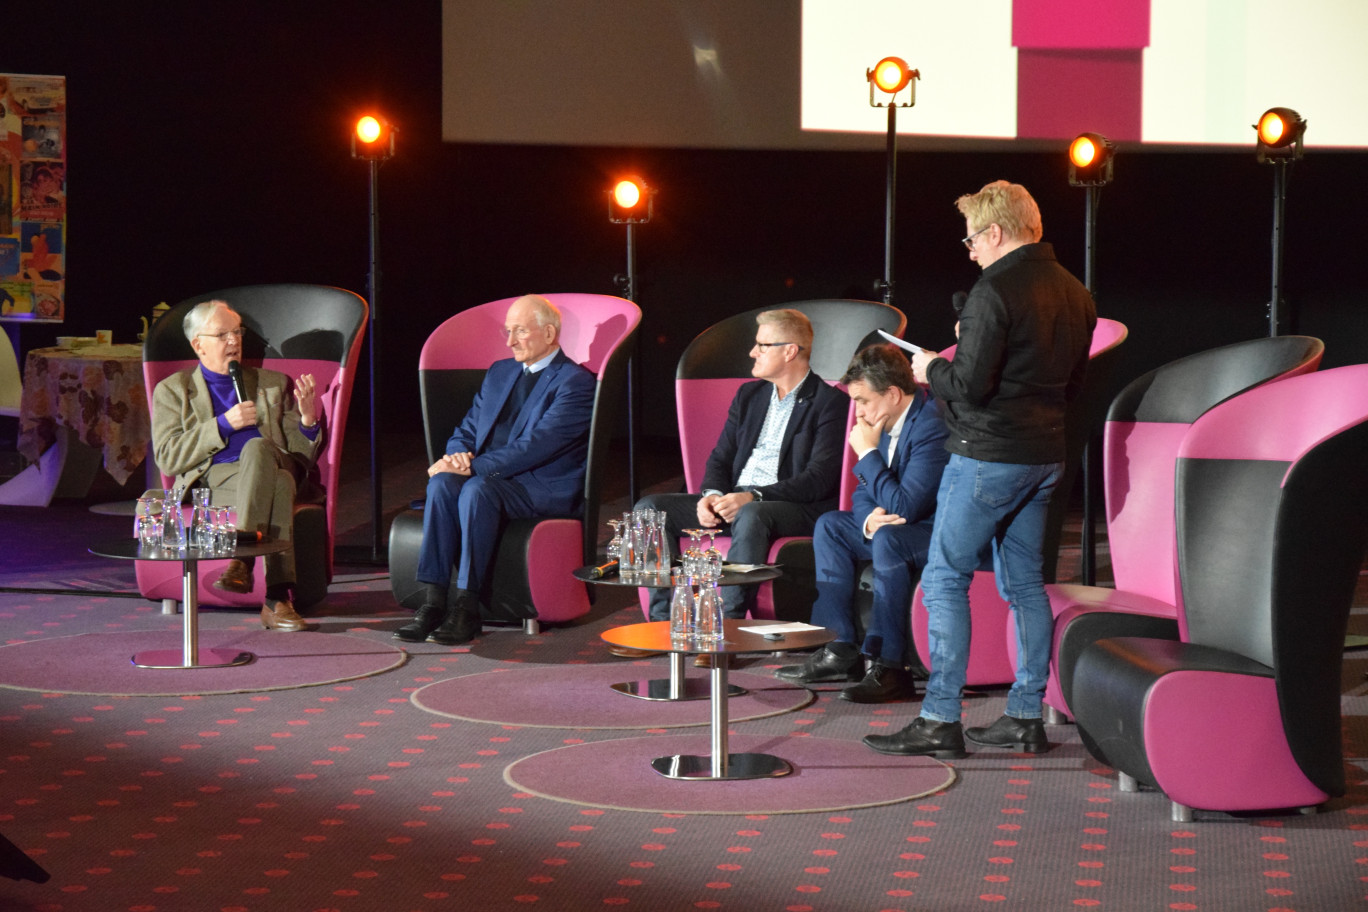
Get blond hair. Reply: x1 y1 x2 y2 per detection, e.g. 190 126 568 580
755 308 813 353
955 180 1043 243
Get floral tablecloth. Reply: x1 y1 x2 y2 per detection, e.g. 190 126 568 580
16 344 149 486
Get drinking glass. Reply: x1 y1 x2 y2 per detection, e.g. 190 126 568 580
669 571 694 644
680 528 705 578
701 529 724 580
213 505 237 556
605 519 623 561
136 491 164 550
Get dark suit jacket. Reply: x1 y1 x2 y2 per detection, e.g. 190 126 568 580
446 348 595 515
152 365 320 491
701 371 847 511
850 387 950 529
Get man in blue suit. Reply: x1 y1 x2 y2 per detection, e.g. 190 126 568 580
619 309 847 658
775 344 949 702
397 294 596 646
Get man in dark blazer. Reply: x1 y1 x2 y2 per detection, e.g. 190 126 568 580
774 344 949 702
624 309 847 653
397 294 595 646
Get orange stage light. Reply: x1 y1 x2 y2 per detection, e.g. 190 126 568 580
871 57 914 94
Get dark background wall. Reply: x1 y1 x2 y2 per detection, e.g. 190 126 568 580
9 1 1366 446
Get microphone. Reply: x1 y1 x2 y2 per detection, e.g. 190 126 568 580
227 359 247 404
587 559 619 579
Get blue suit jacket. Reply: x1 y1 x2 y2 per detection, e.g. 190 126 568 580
850 387 950 530
445 349 596 515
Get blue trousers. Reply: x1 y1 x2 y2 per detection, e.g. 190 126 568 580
416 473 538 594
919 454 1062 724
809 510 932 665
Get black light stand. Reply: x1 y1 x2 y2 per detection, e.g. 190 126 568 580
1068 133 1115 587
1255 108 1307 337
352 116 395 563
609 179 655 507
866 58 919 308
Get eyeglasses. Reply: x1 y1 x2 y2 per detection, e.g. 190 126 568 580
962 225 992 249
197 327 245 342
755 341 800 352
501 326 534 341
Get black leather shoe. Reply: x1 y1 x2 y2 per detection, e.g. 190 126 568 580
773 645 862 684
840 661 917 703
428 594 481 646
863 717 967 759
965 714 1049 753
393 603 445 642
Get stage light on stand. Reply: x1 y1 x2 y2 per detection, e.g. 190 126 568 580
1255 107 1306 163
352 115 396 161
351 113 396 561
1067 132 1115 188
607 176 655 505
865 56 919 307
1065 131 1115 590
1254 107 1306 337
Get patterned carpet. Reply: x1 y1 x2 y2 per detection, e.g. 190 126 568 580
2 560 1367 909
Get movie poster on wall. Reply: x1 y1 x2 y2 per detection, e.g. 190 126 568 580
0 73 66 323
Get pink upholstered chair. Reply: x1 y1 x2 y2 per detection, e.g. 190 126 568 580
908 316 1128 686
1039 334 1324 720
1065 363 1368 820
136 284 368 610
387 293 640 632
638 299 906 620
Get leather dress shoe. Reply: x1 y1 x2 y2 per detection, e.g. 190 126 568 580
965 714 1050 753
863 717 967 759
427 600 481 646
214 559 254 594
607 645 663 658
840 661 917 704
773 645 862 684
393 603 445 642
260 599 306 632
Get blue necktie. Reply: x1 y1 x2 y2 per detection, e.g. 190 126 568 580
878 431 893 467
488 368 538 451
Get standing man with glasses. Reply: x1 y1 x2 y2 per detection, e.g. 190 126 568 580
615 309 847 657
152 299 322 632
397 294 595 646
864 181 1095 759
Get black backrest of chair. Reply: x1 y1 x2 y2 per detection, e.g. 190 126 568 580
1109 335 1323 424
147 284 368 364
677 299 906 382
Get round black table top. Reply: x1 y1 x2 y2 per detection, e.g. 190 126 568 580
601 618 833 656
89 538 290 562
573 564 782 588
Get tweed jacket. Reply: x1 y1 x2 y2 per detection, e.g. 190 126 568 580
151 364 321 491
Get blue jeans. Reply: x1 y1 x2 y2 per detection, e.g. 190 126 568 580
919 454 1062 724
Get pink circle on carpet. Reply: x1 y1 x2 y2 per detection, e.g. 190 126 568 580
504 734 956 814
411 664 813 729
0 630 406 695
